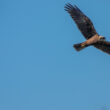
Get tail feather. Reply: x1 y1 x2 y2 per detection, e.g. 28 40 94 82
73 43 88 51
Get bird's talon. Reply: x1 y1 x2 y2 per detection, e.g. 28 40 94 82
81 44 85 47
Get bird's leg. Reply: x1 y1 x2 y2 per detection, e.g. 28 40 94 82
81 42 86 47
81 44 85 47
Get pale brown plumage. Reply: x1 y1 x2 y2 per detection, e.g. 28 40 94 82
65 3 110 55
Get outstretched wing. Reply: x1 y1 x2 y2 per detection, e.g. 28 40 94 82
94 41 110 54
64 3 98 39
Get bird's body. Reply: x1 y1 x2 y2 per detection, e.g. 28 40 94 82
65 3 110 55
82 34 100 46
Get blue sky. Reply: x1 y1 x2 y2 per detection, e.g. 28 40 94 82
0 0 110 110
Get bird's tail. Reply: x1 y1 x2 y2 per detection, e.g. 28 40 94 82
73 43 88 51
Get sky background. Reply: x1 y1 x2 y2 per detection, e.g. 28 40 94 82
0 0 110 110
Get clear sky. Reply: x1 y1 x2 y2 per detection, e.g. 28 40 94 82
0 0 110 110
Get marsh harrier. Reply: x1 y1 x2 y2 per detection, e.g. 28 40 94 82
65 3 110 55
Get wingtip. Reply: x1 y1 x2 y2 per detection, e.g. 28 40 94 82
64 3 78 12
64 3 73 9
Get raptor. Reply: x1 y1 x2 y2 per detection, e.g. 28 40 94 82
65 3 110 55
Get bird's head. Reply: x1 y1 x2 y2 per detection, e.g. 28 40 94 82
99 36 106 40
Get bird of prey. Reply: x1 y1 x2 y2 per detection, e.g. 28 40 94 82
65 3 110 55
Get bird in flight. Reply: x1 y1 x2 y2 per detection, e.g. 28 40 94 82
65 3 110 55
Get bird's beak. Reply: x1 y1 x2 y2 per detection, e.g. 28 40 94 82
99 36 105 40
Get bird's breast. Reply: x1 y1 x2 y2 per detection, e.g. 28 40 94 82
86 34 99 45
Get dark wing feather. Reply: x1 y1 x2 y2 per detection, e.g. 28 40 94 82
64 3 98 39
94 40 110 54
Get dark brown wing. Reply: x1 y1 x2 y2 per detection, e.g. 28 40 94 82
94 40 110 54
64 3 98 39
